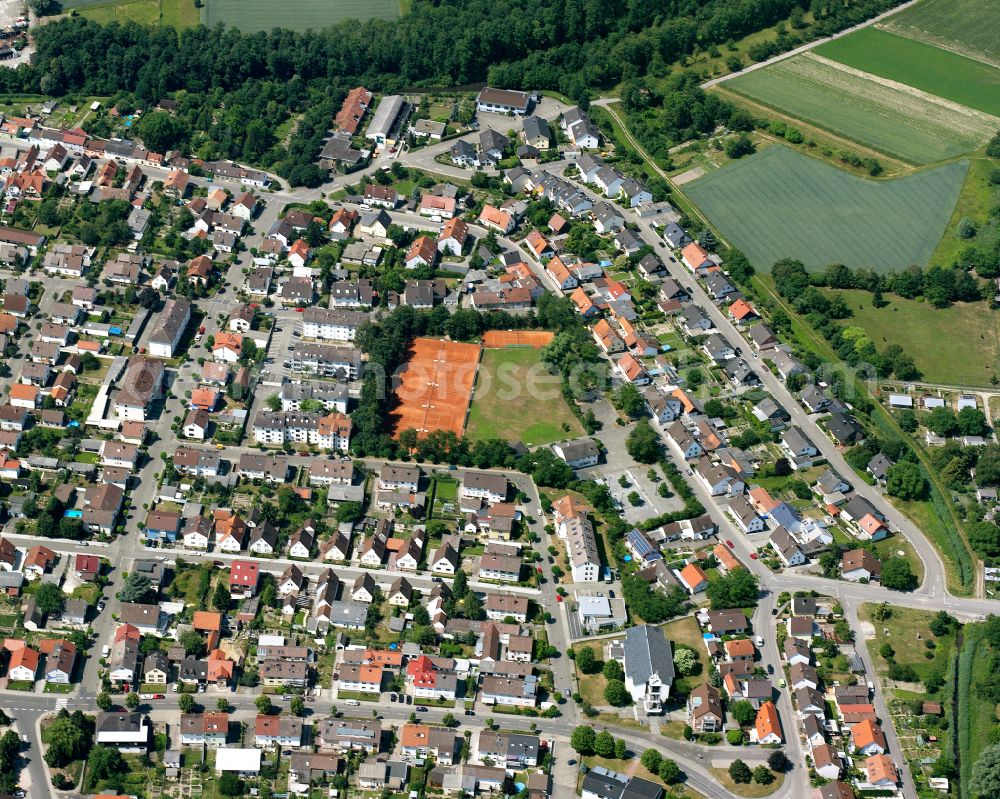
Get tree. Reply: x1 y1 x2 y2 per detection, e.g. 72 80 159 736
615 383 646 419
753 766 775 785
119 572 154 604
602 659 624 681
217 697 230 712
885 461 928 501
178 693 195 713
724 134 755 159
335 501 365 524
218 773 245 797
658 759 681 784
213 580 232 612
958 407 989 437
570 726 596 754
290 695 305 716
256 695 273 714
729 759 753 784
707 569 759 609
179 629 207 657
881 557 917 591
594 731 615 758
767 751 790 773
729 700 757 727
96 692 112 711
35 582 65 615
970 522 1000 558
87 744 125 783
125 692 140 710
43 712 90 768
641 749 662 773
626 420 661 464
138 111 184 152
925 407 958 437
971 744 1000 799
929 611 956 638
673 647 697 676
576 646 599 675
614 738 627 759
604 679 629 706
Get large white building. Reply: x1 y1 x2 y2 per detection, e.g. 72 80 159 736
622 624 674 714
300 308 367 343
253 411 352 451
565 516 600 583
147 299 191 358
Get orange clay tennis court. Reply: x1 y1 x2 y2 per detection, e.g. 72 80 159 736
390 338 482 438
481 330 555 349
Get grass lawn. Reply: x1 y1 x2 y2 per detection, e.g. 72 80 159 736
709 768 784 797
874 535 925 586
44 682 73 693
820 288 1000 385
581 755 661 786
724 53 995 163
859 603 956 686
685 146 967 273
466 347 584 446
662 615 710 695
6 680 34 691
203 0 401 32
931 156 1000 267
336 690 380 702
880 0 1000 66
815 27 1000 116
64 0 202 27
958 623 999 795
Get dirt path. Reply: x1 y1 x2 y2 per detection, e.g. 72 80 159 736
701 0 922 88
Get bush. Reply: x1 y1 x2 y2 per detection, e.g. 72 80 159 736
729 759 753 784
726 729 746 746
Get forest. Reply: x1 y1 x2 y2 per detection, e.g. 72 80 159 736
1 0 907 185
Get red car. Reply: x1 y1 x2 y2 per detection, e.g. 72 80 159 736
556 595 563 603
750 552 758 560
153 694 165 699
295 307 305 312
726 539 735 549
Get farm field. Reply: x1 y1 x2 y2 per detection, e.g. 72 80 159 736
725 53 995 163
203 0 401 32
815 27 1000 116
880 0 1000 67
465 347 583 447
684 146 967 274
819 288 1000 385
60 0 201 27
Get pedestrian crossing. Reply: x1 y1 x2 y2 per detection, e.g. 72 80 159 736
54 698 68 711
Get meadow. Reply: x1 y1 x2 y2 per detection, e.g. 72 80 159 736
880 0 1000 66
684 146 967 274
203 0 401 32
816 27 1000 116
816 288 1000 386
465 347 583 447
60 0 200 27
725 53 995 163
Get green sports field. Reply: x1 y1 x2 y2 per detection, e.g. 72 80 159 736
815 27 1000 116
880 0 1000 66
725 53 995 163
684 146 968 273
203 0 401 31
465 347 583 447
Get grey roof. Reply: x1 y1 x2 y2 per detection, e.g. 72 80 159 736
522 116 551 144
623 624 674 689
581 767 628 799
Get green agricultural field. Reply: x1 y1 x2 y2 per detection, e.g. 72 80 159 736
684 146 967 274
466 347 583 447
203 0 401 32
60 0 201 27
880 0 1000 66
819 288 1000 385
816 27 1000 116
725 53 995 163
